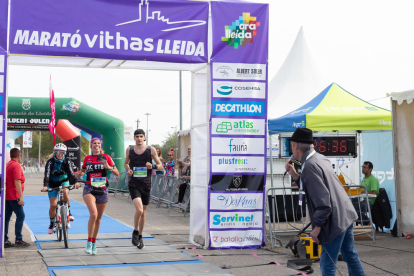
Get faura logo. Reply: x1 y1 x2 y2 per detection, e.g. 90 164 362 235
62 101 81 115
222 13 260 49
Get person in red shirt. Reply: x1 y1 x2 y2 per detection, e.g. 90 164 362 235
76 138 119 255
4 148 30 248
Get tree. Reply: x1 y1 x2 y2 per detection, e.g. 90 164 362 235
161 131 178 160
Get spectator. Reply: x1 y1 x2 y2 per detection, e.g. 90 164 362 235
153 148 165 175
177 145 191 176
4 148 30 248
176 161 190 205
163 149 175 177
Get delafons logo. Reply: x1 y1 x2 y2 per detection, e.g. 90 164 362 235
222 13 260 49
229 139 247 153
217 83 233 95
212 213 259 227
62 101 81 115
216 120 258 134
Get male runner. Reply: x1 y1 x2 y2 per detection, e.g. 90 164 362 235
124 129 163 249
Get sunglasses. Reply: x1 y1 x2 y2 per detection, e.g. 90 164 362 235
168 155 173 156
55 151 65 155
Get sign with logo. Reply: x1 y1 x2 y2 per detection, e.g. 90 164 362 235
212 63 266 80
22 131 33 148
213 81 266 99
211 137 264 155
210 229 262 248
22 99 31 110
212 118 265 136
62 101 81 116
9 0 209 63
212 100 265 117
210 211 263 229
210 192 264 210
210 175 264 191
0 50 7 257
7 118 50 130
211 156 264 174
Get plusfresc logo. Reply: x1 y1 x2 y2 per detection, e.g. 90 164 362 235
222 13 260 49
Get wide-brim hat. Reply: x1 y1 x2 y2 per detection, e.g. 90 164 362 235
288 128 314 144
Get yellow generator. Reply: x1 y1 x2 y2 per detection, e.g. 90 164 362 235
287 224 321 260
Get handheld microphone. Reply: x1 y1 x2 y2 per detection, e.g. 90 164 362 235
284 155 301 175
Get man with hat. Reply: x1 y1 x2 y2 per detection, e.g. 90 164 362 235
285 128 365 275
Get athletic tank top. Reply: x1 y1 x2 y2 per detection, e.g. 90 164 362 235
128 145 152 189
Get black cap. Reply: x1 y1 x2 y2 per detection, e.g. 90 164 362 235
134 129 145 136
288 128 314 144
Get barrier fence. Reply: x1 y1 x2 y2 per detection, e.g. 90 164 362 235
266 185 375 249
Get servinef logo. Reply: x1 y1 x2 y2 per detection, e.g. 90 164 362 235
222 13 260 49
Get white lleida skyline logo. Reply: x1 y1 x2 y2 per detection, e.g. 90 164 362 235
116 0 207 32
22 99 31 110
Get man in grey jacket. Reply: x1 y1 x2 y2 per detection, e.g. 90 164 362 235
285 128 365 276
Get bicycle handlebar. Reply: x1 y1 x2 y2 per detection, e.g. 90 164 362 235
41 183 82 193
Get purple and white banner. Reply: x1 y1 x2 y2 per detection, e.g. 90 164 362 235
0 49 7 257
209 1 269 249
9 0 209 63
0 0 7 51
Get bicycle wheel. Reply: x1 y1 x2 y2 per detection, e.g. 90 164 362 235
56 207 62 242
60 206 69 248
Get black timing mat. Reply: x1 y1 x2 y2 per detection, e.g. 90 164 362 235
35 232 152 241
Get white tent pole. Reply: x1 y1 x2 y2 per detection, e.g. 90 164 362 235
391 99 401 236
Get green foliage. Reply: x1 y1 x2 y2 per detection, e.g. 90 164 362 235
161 131 178 160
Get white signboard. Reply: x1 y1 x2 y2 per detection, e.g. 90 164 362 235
212 81 266 99
210 192 264 211
211 156 265 173
23 131 32 148
212 63 266 80
211 118 265 136
212 137 265 155
210 211 263 229
210 229 262 248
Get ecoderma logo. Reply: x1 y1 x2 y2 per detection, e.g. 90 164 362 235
222 13 260 49
212 100 265 117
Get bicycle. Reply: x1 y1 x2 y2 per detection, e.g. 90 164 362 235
42 181 84 248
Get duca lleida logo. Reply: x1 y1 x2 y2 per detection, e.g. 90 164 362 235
62 101 81 116
222 13 260 49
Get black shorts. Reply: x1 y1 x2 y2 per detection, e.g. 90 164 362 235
128 185 151 205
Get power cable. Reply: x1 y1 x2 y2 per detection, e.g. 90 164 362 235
360 260 399 275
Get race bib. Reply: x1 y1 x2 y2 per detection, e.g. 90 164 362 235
91 177 106 188
133 167 147 178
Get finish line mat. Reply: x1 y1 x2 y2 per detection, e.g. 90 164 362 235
38 239 168 250
35 232 152 241
40 245 180 258
44 252 198 267
52 262 233 275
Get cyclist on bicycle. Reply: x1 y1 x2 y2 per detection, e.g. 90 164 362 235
42 143 80 234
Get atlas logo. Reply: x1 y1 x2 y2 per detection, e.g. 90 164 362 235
217 83 233 95
228 139 247 153
222 13 260 49
216 120 258 134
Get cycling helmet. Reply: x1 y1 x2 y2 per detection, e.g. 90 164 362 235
54 143 67 152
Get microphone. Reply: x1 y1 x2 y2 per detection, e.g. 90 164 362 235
284 155 301 175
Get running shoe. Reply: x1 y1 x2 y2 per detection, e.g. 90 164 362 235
132 231 139 246
4 241 15 248
137 237 145 249
69 211 74 221
15 240 31 247
85 242 92 254
92 243 97 255
48 223 54 234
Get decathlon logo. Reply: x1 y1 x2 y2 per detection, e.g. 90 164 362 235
116 0 206 32
217 83 233 95
22 99 31 110
212 100 265 117
222 13 260 49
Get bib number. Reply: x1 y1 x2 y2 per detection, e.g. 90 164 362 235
91 177 106 188
133 167 147 178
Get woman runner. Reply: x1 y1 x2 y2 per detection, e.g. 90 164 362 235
76 138 119 255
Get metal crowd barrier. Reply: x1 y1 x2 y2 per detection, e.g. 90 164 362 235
168 178 191 217
109 171 125 196
266 187 309 248
156 176 179 208
150 174 165 203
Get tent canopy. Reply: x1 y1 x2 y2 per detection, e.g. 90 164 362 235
268 83 392 134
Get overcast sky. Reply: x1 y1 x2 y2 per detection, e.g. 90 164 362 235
7 0 414 145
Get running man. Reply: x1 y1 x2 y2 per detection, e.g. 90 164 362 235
124 129 163 249
42 143 80 234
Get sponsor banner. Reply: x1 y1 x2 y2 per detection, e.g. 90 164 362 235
212 118 265 136
211 174 264 191
212 100 265 117
211 156 264 173
210 2 269 64
7 118 50 131
9 0 209 63
212 63 266 80
23 131 33 148
213 81 266 99
0 49 7 257
64 136 81 171
0 0 7 50
212 137 264 155
210 211 263 229
210 192 264 210
210 229 262 249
